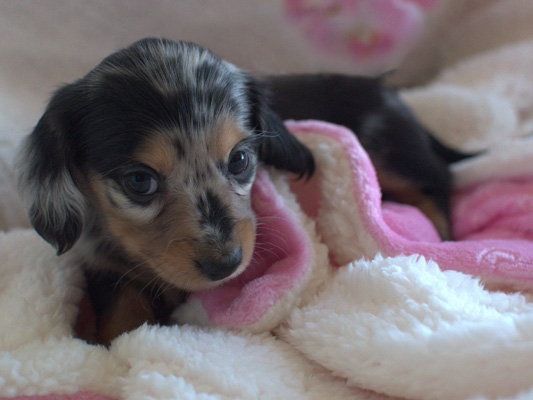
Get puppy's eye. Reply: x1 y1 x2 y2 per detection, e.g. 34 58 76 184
125 171 158 195
228 150 250 175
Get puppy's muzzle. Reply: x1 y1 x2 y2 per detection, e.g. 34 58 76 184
197 246 242 281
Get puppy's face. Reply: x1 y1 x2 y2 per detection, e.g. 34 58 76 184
86 119 258 290
18 38 314 291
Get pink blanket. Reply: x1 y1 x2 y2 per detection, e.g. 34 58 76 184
174 120 533 329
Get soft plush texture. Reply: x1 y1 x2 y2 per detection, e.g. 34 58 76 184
4 1 533 400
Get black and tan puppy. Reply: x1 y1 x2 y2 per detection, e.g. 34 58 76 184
267 74 463 239
17 38 314 344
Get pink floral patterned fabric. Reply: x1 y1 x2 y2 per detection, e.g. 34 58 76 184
285 0 439 73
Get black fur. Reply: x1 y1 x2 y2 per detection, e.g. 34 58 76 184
245 78 315 179
197 190 234 242
266 74 467 215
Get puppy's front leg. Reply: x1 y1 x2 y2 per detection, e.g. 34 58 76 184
75 271 157 346
96 285 157 346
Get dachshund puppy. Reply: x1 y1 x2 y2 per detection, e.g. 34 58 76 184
266 74 464 239
17 38 314 344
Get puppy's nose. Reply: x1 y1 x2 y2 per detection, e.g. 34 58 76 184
197 246 242 281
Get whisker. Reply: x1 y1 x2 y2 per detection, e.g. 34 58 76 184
252 243 282 259
255 229 290 250
114 261 151 290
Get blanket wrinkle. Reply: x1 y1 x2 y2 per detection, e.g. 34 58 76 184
111 325 381 400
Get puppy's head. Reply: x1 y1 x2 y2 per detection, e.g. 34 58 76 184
17 38 314 291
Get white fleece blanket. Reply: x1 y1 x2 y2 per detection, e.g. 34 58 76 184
4 225 533 400
4 1 533 400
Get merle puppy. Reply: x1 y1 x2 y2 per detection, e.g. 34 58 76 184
17 38 314 343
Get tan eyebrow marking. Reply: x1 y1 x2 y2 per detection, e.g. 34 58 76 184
211 118 247 160
134 134 176 175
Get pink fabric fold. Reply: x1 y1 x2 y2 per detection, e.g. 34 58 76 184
452 179 533 241
287 120 533 282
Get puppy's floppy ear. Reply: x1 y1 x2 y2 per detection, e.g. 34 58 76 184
16 82 88 255
245 77 315 179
